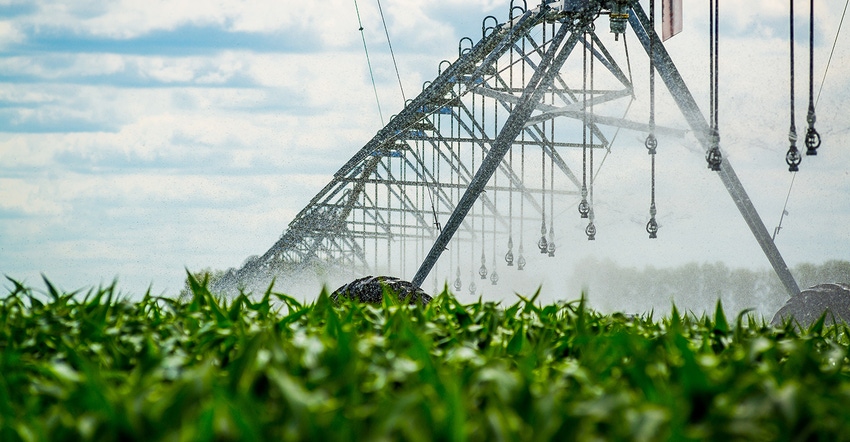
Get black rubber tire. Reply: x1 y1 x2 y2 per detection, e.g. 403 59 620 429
771 283 850 327
330 276 432 306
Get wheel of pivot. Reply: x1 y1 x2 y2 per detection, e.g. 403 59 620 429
331 276 432 306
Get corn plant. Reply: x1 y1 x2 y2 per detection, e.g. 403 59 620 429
1 274 850 441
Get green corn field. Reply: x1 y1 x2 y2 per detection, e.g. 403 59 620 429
2 274 850 441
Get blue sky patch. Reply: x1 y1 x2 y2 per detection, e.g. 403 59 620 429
0 109 121 133
0 2 38 18
9 24 324 57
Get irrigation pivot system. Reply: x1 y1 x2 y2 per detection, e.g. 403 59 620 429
213 0 802 299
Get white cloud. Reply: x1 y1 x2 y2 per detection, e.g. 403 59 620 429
0 178 65 215
1 0 849 300
19 0 370 47
0 20 24 49
0 53 127 79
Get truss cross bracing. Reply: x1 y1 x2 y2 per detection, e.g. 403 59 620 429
213 0 799 299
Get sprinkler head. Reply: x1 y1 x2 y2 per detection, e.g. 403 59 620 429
706 147 722 171
706 129 722 171
645 133 657 155
805 127 821 156
786 145 802 172
646 217 658 239
578 199 590 218
585 222 596 241
538 235 548 253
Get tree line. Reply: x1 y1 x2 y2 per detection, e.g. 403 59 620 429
184 259 850 318
568 258 850 317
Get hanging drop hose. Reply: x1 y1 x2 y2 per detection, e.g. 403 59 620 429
470 88 477 285
786 0 802 171
709 0 714 138
548 179 555 254
479 250 487 279
647 0 657 157
586 26 597 241
548 89 555 257
505 6 516 268
452 80 460 291
805 0 821 155
492 175 499 284
478 90 487 278
706 0 722 171
776 0 845 239
579 29 590 220
538 132 547 253
713 0 719 139
539 22 549 254
518 136 526 268
492 82 500 283
517 33 526 272
646 0 659 239
547 21 556 257
624 31 635 98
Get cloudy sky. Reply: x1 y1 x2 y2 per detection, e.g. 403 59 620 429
1 0 848 300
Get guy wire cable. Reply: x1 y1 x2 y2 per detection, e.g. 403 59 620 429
353 0 384 125
375 0 406 103
816 0 848 106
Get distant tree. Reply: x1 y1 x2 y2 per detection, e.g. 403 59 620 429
568 259 850 316
793 260 850 289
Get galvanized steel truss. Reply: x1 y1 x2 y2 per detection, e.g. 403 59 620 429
214 0 799 298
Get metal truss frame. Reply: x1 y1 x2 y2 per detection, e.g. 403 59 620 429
214 0 799 299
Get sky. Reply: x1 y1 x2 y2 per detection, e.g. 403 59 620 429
1 0 848 303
